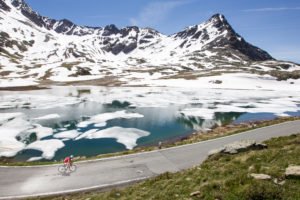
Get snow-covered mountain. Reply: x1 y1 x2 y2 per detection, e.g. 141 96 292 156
0 0 299 87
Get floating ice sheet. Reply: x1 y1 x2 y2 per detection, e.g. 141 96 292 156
26 139 65 160
54 130 80 139
0 138 25 157
0 115 31 157
77 110 144 128
0 112 23 124
75 126 150 149
27 156 43 162
34 114 60 120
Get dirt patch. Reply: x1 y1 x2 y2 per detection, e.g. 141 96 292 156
0 85 49 91
60 76 126 87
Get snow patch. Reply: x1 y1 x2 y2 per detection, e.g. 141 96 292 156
25 139 65 160
54 130 80 139
77 110 144 128
0 114 31 157
29 124 53 139
0 112 23 124
34 114 60 120
75 127 150 149
27 156 43 162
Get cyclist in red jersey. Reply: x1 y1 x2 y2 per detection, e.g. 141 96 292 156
64 155 73 167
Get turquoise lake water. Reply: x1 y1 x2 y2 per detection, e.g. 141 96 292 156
0 87 299 162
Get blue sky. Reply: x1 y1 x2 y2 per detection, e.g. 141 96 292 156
25 0 300 63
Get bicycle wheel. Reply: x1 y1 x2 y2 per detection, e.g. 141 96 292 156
69 164 77 172
58 165 66 173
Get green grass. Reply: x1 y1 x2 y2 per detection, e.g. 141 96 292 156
45 133 300 200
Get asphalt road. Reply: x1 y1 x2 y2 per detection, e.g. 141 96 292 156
0 120 299 199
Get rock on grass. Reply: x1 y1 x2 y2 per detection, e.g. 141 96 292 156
250 173 271 180
285 165 300 178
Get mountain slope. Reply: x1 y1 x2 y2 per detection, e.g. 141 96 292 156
0 0 299 87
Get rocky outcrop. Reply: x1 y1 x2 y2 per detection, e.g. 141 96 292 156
190 191 201 197
204 14 273 61
102 24 119 36
250 173 271 180
208 140 267 156
285 165 300 178
0 0 11 11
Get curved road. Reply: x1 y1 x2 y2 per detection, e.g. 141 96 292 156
1 120 300 199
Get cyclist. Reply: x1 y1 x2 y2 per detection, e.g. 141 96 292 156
64 155 73 168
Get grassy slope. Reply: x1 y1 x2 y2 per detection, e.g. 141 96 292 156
50 133 300 200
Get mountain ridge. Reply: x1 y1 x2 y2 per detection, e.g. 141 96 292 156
0 0 299 87
0 0 272 59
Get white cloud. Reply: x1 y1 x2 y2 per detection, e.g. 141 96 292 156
130 1 189 27
244 7 300 12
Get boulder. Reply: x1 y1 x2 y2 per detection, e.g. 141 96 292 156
285 165 300 178
190 191 200 196
208 140 267 156
250 173 271 180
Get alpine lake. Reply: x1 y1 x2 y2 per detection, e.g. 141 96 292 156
0 86 299 162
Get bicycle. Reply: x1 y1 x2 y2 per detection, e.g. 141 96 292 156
58 163 77 173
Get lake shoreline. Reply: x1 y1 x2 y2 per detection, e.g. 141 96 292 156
1 115 299 166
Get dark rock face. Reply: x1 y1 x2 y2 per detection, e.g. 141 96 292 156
120 26 139 38
175 25 198 39
205 14 273 61
0 0 11 11
12 0 55 30
123 42 137 54
139 39 150 44
54 19 75 34
175 13 273 61
102 24 119 36
9 0 99 36
102 26 141 54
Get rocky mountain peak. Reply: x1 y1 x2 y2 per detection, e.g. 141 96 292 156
11 0 24 7
103 24 119 36
11 0 32 13
208 14 231 30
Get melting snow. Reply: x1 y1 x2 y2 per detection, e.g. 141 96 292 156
75 127 150 149
53 130 80 139
34 114 60 120
77 110 144 128
29 124 53 139
25 139 65 160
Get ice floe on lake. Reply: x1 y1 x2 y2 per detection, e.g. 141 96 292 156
0 114 31 157
0 138 25 157
54 130 80 139
77 110 144 128
34 114 60 120
27 156 43 162
25 139 65 160
75 127 150 149
28 124 53 139
0 112 23 124
0 112 54 157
